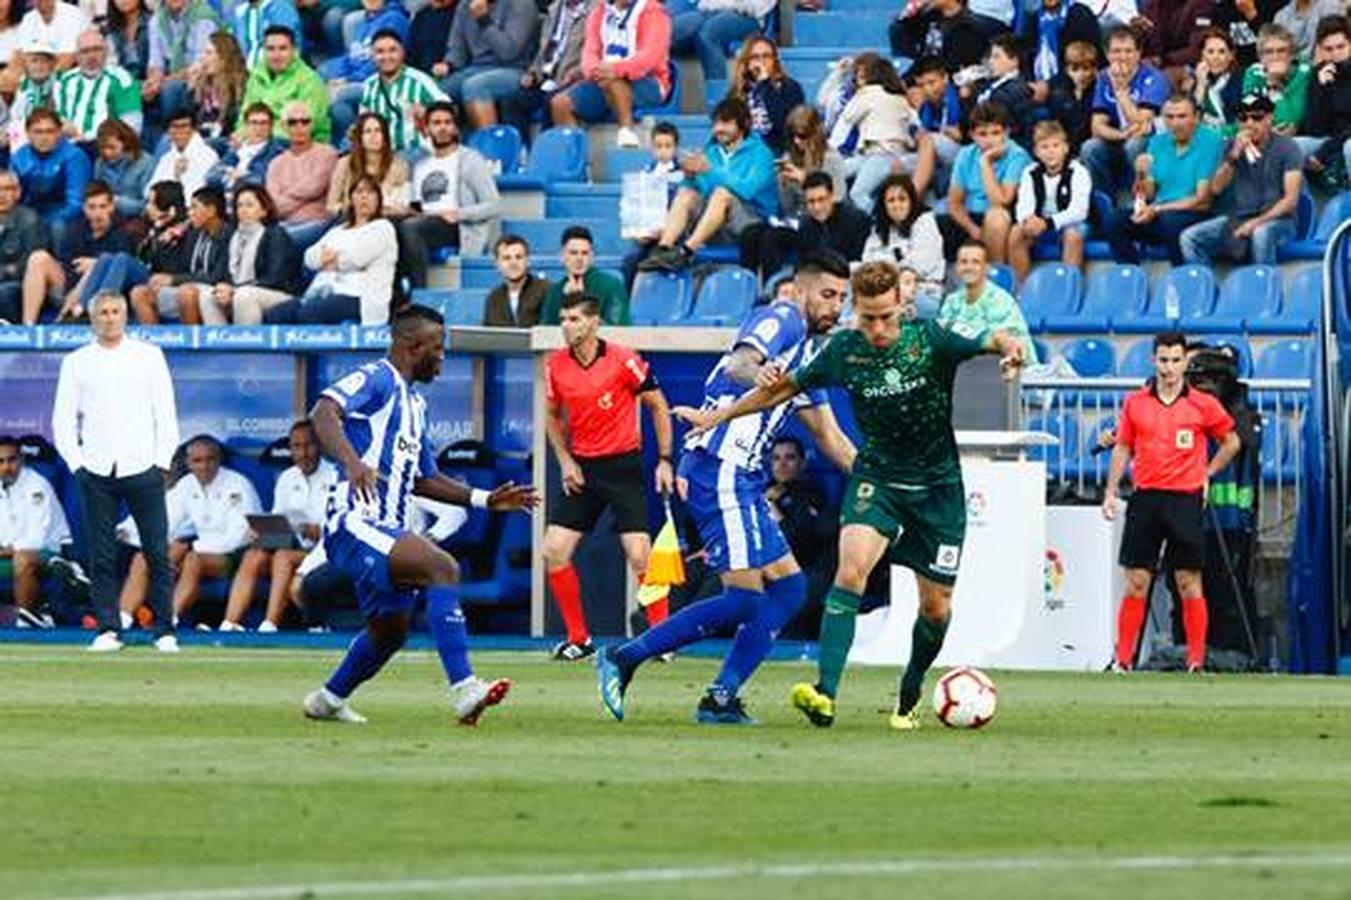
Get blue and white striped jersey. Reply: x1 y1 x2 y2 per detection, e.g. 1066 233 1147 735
320 359 438 531
683 301 825 472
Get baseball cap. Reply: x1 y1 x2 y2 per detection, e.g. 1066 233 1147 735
1238 93 1275 116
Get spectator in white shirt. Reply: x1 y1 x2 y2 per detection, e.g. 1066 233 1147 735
51 289 180 653
119 436 261 627
17 0 89 70
220 421 337 632
146 108 219 203
0 435 74 629
1008 119 1091 281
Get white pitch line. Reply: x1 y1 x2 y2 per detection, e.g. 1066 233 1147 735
60 851 1351 900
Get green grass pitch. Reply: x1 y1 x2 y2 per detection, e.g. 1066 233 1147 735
3 644 1351 900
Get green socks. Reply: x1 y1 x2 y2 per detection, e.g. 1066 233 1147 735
898 613 951 714
817 586 862 699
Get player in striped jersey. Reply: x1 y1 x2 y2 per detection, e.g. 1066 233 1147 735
596 250 858 725
359 29 448 152
56 30 143 142
302 305 538 726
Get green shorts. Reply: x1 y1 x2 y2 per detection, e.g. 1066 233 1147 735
840 477 967 586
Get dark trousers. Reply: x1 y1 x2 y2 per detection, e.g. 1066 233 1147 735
78 466 172 637
397 216 460 288
263 292 363 324
0 281 19 322
1107 208 1204 265
738 224 799 281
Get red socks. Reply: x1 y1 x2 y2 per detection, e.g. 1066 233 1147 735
547 564 589 644
1115 595 1146 669
1182 596 1209 669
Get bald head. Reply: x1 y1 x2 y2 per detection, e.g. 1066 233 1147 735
76 28 107 74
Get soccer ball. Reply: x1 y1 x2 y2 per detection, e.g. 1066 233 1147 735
932 667 997 729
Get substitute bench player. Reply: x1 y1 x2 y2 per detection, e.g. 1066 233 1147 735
542 293 675 661
1103 331 1239 673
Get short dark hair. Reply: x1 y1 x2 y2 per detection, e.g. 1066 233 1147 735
908 56 948 80
795 248 850 281
560 293 601 316
191 186 227 219
289 419 315 438
772 435 804 457
243 101 275 123
1106 25 1139 49
1317 14 1350 45
494 233 528 255
393 304 446 340
0 435 18 453
652 120 680 142
802 170 834 194
149 180 186 217
371 27 404 45
968 101 1010 130
560 225 593 248
957 239 988 258
1153 330 1188 352
424 100 458 122
166 107 195 126
263 24 296 44
990 33 1021 60
234 183 278 224
83 179 114 202
25 107 61 130
1163 92 1198 112
711 97 752 134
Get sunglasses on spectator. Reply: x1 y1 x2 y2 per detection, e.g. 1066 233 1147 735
286 117 312 125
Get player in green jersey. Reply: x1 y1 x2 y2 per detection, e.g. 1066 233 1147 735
676 261 1024 730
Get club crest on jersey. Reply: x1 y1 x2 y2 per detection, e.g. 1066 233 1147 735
1175 429 1194 450
598 391 614 410
854 481 875 513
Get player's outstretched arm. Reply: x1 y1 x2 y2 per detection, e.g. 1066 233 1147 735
983 330 1026 379
414 475 540 513
797 404 857 474
673 374 802 436
311 396 379 504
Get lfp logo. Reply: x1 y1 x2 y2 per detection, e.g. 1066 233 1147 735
966 490 988 522
1043 549 1066 612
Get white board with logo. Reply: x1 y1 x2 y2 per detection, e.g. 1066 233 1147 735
849 458 1053 669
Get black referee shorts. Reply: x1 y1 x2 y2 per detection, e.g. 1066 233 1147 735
1118 489 1206 572
548 451 650 535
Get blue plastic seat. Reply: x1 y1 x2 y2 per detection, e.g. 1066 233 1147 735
1026 412 1080 481
1118 339 1156 379
1255 339 1314 380
793 12 889 48
499 127 587 189
545 182 622 220
1055 264 1147 333
602 147 653 181
630 270 693 325
467 125 522 176
503 217 624 256
1279 191 1351 261
1083 190 1117 261
987 263 1016 295
1122 265 1215 334
1061 337 1117 377
1018 263 1082 332
1212 264 1282 333
691 266 758 326
1274 266 1322 334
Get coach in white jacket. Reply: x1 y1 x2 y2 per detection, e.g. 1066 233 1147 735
52 290 180 653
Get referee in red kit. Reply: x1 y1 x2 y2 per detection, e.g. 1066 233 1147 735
541 292 675 661
1103 331 1240 672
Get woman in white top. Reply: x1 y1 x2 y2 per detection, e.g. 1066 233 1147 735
295 176 399 325
860 173 945 317
835 52 936 209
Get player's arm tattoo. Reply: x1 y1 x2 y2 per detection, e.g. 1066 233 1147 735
722 345 769 387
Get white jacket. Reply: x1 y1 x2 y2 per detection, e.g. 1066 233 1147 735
271 459 338 550
304 218 400 325
146 132 220 200
0 467 71 553
166 466 261 555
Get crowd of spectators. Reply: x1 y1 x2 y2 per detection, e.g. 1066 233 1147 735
0 0 1341 332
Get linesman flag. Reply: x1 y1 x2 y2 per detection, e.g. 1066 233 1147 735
638 500 685 607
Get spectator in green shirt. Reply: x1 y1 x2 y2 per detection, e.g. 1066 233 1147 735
936 240 1038 365
1242 23 1312 137
539 224 630 325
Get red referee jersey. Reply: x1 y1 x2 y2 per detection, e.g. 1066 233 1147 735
545 340 654 459
1118 382 1234 492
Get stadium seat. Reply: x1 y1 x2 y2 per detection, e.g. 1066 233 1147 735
704 78 728 108
1192 334 1252 376
1060 337 1116 377
414 288 487 326
546 182 622 220
988 263 1016 295
1276 267 1322 334
1255 339 1314 379
691 267 758 325
1054 264 1147 333
1083 190 1116 261
1279 191 1351 261
602 147 653 181
498 127 587 189
1118 339 1156 379
630 270 693 325
1026 412 1080 481
460 511 531 605
1018 264 1082 332
504 217 625 256
635 62 681 118
1124 265 1214 334
793 12 889 48
1213 265 1282 333
466 125 522 176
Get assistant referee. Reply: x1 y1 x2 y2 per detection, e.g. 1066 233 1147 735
1103 331 1240 672
541 293 674 661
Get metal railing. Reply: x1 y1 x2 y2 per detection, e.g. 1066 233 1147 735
1020 376 1312 541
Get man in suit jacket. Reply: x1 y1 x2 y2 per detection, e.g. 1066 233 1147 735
482 234 551 326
